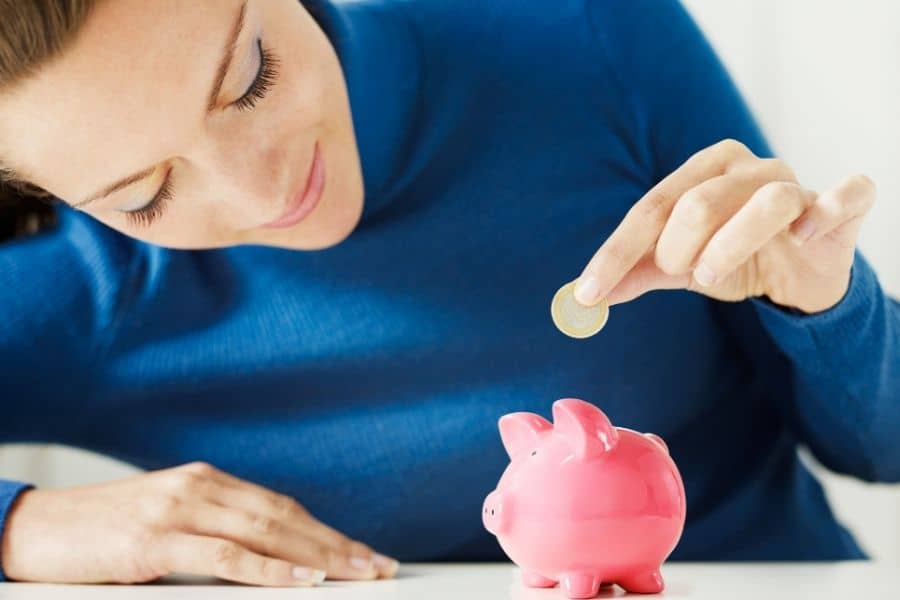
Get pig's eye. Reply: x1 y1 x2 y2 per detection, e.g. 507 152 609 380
531 450 537 456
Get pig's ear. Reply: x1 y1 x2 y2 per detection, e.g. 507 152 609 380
552 398 619 459
498 412 552 459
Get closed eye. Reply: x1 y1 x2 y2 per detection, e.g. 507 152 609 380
121 40 279 228
232 39 279 112
122 172 173 228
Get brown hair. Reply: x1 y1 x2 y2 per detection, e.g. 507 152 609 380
0 0 97 242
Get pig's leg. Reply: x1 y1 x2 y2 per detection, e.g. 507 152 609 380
617 568 664 594
560 572 602 599
522 571 556 587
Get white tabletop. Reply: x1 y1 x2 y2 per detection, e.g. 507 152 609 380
0 562 896 599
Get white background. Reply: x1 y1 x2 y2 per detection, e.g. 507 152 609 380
2 0 899 563
682 0 900 563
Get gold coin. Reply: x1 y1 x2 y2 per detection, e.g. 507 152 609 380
551 280 609 339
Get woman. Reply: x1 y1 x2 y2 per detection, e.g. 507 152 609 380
1 0 898 589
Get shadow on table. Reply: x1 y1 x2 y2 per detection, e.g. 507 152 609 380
508 581 694 599
152 571 424 586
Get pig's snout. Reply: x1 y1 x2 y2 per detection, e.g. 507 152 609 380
482 490 510 535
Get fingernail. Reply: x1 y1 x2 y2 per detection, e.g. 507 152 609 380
350 556 374 571
574 276 602 305
693 262 717 287
292 566 326 584
790 217 817 245
373 553 400 575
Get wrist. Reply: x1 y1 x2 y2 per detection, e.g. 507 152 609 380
751 251 879 341
0 485 35 582
768 270 853 316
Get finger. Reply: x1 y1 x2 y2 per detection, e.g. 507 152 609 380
575 138 756 305
694 181 815 287
209 482 384 571
789 174 876 247
159 533 326 587
176 503 380 580
606 254 688 305
179 465 344 549
178 464 396 578
655 159 796 275
177 464 308 519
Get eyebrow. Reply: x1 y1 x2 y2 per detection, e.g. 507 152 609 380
72 1 248 209
206 0 248 113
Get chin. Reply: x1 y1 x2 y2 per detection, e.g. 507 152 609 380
264 178 364 251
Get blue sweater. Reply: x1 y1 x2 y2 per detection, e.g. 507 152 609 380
2 0 899 577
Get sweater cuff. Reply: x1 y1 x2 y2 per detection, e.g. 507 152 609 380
750 251 880 379
0 481 33 582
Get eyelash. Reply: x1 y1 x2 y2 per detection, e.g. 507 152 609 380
125 40 280 228
125 176 173 228
234 40 280 112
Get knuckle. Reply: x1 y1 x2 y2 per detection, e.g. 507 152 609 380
326 528 353 548
166 471 203 496
335 539 356 558
715 138 752 165
347 541 372 558
250 514 277 536
674 188 717 228
600 240 629 268
142 494 181 525
255 557 276 582
213 541 242 573
181 461 217 478
635 188 672 224
718 138 750 156
757 179 789 197
271 494 300 518
755 158 796 182
755 181 800 217
317 547 341 570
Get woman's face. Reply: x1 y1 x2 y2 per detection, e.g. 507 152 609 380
0 0 364 250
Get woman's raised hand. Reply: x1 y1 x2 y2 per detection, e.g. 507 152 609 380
575 139 876 314
1 462 399 586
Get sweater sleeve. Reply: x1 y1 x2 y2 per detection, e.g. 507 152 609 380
0 207 139 432
587 0 900 482
750 254 900 481
0 481 33 581
0 207 142 580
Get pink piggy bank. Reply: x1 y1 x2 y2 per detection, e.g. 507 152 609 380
482 398 686 598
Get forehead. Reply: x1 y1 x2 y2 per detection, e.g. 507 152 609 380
0 0 240 201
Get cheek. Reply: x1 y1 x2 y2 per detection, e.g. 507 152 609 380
268 10 335 126
274 61 328 133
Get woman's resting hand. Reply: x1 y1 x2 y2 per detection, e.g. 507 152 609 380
575 139 876 314
1 462 399 586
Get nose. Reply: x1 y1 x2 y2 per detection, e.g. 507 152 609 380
189 133 290 228
482 490 508 535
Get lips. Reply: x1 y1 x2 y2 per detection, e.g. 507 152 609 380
264 142 325 229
